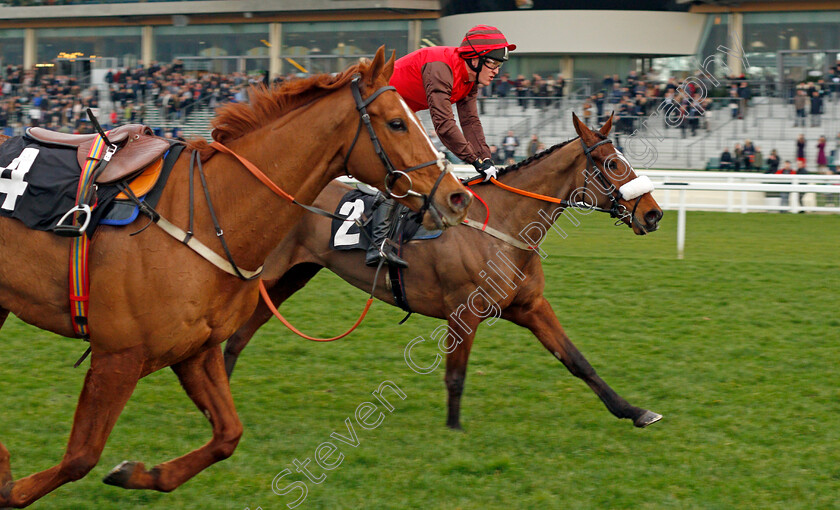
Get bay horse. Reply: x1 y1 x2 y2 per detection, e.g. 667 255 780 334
0 47 471 507
223 113 664 430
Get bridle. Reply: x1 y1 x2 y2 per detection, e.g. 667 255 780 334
577 137 640 227
341 74 449 222
466 136 652 231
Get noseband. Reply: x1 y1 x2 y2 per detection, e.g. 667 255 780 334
577 137 647 229
342 75 449 217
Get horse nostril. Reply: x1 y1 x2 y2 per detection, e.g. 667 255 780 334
448 191 471 211
645 209 663 226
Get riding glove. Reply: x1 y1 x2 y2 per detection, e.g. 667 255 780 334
473 158 498 182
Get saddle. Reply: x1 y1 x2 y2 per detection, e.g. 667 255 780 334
26 124 170 184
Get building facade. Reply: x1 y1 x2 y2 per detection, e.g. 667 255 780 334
1 0 839 89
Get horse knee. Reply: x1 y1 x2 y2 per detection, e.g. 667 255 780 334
60 451 100 481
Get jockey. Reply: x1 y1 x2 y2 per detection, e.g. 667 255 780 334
366 25 516 268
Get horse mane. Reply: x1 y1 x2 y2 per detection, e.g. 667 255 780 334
187 60 371 153
495 136 580 178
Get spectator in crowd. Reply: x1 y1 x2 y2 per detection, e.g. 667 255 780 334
776 160 797 209
743 139 756 170
515 75 529 109
794 89 808 127
810 90 823 127
526 133 540 158
796 159 810 175
733 143 745 172
737 81 751 118
494 72 512 112
594 91 605 123
488 144 504 166
796 134 806 165
501 130 519 161
719 147 734 171
816 135 830 174
765 149 780 173
751 146 763 171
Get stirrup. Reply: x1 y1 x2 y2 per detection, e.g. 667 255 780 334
54 204 92 238
379 240 408 268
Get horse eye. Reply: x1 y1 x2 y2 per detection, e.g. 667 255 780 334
388 119 407 132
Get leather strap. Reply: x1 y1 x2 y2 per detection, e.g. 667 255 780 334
461 218 536 251
153 214 263 279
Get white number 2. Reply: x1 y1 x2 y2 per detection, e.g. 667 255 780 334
333 198 365 247
0 147 39 211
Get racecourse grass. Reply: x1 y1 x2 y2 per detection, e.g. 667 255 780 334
1 211 839 510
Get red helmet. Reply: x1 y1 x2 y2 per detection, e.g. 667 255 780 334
458 25 516 61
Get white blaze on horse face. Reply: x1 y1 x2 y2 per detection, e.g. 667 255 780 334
604 148 634 181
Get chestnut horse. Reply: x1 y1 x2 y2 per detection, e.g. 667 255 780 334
224 113 664 430
0 47 471 507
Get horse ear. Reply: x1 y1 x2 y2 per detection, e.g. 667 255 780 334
572 112 585 137
382 49 396 81
600 111 614 136
365 46 386 86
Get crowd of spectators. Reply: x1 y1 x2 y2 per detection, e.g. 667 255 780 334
0 61 278 136
719 132 839 174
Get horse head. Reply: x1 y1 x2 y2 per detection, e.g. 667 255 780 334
344 46 471 229
571 112 662 234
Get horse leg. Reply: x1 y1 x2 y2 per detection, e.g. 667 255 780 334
103 345 242 492
444 317 479 431
0 348 143 508
506 297 662 428
224 263 322 377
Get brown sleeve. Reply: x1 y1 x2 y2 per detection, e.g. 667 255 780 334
422 61 481 163
456 86 491 161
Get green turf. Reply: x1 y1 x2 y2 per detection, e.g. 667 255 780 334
1 211 839 509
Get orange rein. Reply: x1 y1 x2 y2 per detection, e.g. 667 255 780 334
466 175 567 205
210 142 374 342
260 280 373 342
209 141 295 202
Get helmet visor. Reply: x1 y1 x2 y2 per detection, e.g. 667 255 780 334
484 47 509 62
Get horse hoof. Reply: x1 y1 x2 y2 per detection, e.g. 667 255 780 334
103 460 141 488
634 410 662 428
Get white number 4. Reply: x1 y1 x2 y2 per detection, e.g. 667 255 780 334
333 198 365 247
0 147 39 211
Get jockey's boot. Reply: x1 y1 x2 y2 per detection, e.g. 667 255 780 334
365 198 408 268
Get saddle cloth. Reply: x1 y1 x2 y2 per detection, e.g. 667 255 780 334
328 188 441 252
0 135 121 231
0 134 179 232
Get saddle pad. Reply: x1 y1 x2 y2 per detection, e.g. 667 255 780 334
115 157 164 199
0 135 119 231
328 188 441 252
100 143 183 226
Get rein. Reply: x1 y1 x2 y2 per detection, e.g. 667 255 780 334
259 256 387 342
465 137 651 230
